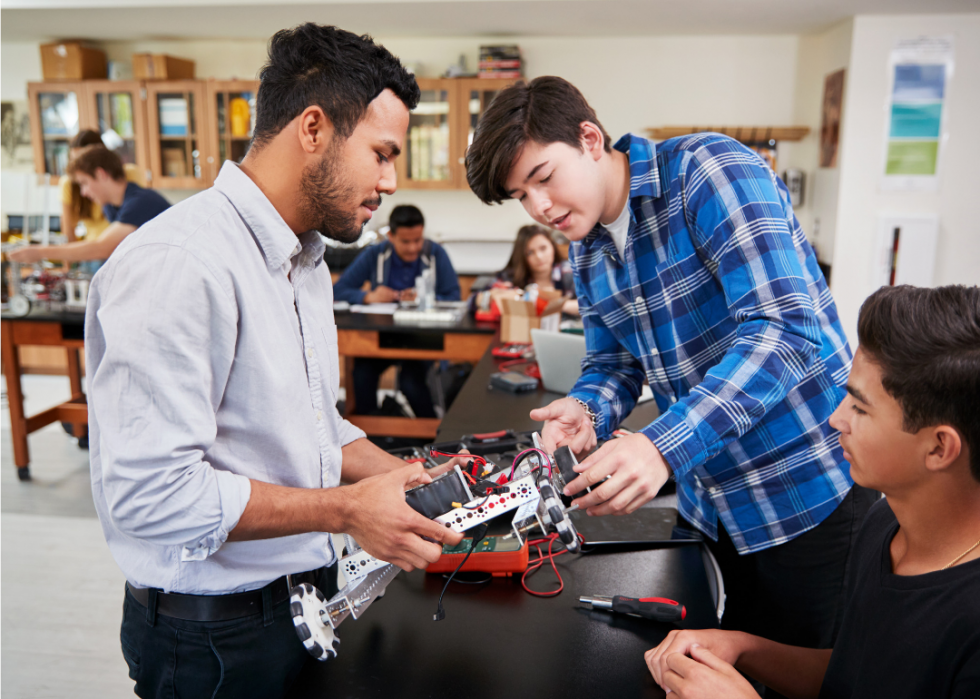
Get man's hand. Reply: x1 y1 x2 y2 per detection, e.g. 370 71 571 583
530 397 597 455
343 464 463 571
660 646 761 699
7 246 45 263
563 432 670 515
646 629 746 690
397 288 417 302
363 285 400 304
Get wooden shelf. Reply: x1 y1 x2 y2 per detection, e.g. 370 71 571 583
646 126 811 142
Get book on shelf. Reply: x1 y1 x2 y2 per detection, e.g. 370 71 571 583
478 70 523 79
408 122 451 181
480 44 522 59
478 59 522 69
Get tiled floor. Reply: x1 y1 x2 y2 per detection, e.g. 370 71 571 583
2 375 132 698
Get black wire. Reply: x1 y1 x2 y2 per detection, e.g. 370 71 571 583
433 523 489 621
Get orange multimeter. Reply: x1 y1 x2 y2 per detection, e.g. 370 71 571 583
427 533 530 577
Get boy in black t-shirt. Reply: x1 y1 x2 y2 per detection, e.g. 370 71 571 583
645 284 980 699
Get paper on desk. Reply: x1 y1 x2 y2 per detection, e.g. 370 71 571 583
350 303 398 315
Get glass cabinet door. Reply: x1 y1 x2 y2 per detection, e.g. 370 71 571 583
146 82 208 189
82 81 150 185
206 81 259 182
455 78 519 186
400 79 456 189
28 84 82 176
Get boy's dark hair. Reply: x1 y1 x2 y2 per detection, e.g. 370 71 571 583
252 23 420 148
389 204 424 234
69 129 104 149
67 145 125 181
858 285 980 482
465 76 612 205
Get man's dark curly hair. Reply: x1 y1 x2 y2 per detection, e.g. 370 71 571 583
252 23 420 148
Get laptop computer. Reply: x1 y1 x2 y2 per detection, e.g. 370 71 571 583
531 328 587 394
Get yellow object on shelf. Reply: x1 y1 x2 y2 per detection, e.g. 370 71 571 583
230 97 251 137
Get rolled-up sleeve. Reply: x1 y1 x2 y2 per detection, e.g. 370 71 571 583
88 242 250 558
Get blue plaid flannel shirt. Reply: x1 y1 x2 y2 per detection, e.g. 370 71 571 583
567 133 854 554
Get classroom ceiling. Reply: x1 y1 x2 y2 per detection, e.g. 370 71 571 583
2 0 977 42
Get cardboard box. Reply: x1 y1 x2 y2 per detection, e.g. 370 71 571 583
40 42 107 81
497 290 564 343
132 54 195 80
161 148 187 178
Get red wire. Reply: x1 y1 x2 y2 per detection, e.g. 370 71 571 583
429 450 486 478
521 533 583 597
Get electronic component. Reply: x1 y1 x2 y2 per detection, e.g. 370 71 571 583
404 466 473 519
290 434 582 661
489 371 538 393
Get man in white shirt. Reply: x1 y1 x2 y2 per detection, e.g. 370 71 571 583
86 23 463 698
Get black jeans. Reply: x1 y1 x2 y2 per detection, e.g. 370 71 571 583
352 358 436 417
120 568 338 699
697 484 878 696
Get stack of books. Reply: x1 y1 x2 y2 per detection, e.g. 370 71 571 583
409 122 451 181
479 45 522 79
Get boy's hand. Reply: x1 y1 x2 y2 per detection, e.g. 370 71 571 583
645 629 745 690
364 286 399 304
661 645 761 699
343 464 463 571
563 433 670 515
530 397 597 455
7 246 45 263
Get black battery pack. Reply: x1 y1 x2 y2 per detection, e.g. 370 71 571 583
488 371 538 393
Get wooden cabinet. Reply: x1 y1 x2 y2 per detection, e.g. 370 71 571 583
27 75 520 190
27 82 85 178
397 77 520 191
204 79 259 183
80 80 151 185
144 80 209 189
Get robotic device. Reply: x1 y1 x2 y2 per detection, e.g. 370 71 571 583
289 434 583 661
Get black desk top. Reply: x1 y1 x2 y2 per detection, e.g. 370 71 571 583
293 545 716 698
0 308 85 324
438 338 660 441
334 310 497 337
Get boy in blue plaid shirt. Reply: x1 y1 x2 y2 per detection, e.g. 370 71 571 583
466 77 874 674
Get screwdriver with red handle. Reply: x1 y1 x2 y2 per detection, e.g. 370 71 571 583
579 595 687 623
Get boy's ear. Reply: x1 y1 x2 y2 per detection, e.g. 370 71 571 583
924 425 963 474
579 122 605 161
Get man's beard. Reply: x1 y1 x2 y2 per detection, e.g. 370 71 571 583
299 139 379 244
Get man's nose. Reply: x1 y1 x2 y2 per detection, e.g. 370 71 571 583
378 161 397 195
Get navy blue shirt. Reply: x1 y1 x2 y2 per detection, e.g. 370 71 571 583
388 253 423 291
103 182 171 228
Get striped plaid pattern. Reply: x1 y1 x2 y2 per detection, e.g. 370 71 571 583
567 133 854 554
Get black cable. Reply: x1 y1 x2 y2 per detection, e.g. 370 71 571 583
433 523 489 621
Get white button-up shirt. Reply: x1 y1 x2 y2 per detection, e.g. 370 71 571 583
86 161 365 594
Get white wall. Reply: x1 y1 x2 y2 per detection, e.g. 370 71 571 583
779 19 853 263
2 34 801 250
830 14 980 346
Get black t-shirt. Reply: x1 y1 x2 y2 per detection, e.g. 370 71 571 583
103 182 170 228
819 499 980 698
